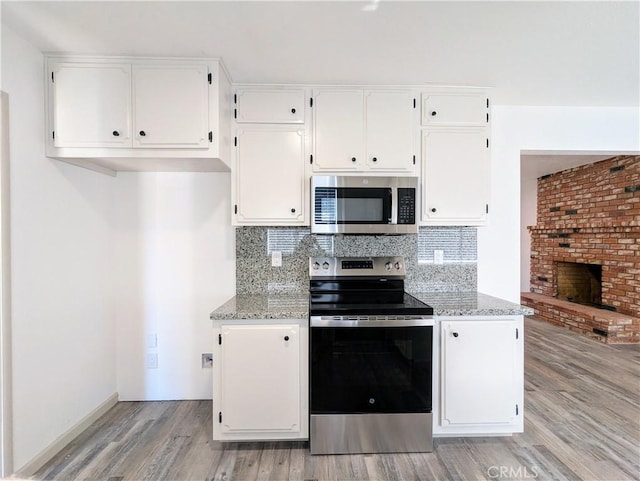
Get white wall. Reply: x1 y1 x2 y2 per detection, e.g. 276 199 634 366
520 173 537 292
2 26 117 471
479 106 640 302
114 172 234 401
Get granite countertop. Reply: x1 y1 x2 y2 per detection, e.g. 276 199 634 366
210 291 533 320
210 294 309 320
410 291 534 317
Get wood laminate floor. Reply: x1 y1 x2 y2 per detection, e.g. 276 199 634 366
30 317 640 481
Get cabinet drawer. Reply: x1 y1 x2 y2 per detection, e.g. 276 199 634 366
236 89 305 123
421 90 488 127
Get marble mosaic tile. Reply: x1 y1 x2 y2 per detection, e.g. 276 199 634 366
418 226 477 263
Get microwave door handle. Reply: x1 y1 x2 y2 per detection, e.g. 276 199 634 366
390 188 398 225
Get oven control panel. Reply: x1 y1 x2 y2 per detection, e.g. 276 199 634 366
309 256 406 278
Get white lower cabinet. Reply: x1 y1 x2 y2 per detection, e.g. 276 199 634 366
434 316 523 436
213 320 308 441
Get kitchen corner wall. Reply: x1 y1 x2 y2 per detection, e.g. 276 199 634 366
114 172 235 402
236 226 477 294
3 26 117 472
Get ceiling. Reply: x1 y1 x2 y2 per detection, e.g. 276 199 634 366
2 1 639 107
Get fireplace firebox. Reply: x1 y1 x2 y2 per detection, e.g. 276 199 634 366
556 261 602 307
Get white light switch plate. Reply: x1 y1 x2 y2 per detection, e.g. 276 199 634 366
434 250 444 265
271 250 282 267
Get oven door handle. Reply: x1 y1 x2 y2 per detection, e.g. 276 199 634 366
310 316 434 328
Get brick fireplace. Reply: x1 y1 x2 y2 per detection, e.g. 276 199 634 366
521 155 639 343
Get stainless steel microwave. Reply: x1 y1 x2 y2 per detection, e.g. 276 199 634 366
311 176 418 234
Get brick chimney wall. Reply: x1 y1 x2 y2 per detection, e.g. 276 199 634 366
526 155 639 342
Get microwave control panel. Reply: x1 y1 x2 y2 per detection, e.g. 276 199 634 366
397 188 416 224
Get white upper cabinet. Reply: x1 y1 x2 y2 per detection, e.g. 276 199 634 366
422 128 490 225
45 56 231 175
132 64 209 148
422 89 489 127
365 90 416 172
235 89 305 123
231 87 309 226
234 126 307 225
51 62 132 148
420 87 491 226
312 89 363 172
312 88 417 174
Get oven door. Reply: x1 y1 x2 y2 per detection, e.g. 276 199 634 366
309 319 433 454
310 323 432 415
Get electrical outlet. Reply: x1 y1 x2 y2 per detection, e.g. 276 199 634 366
202 353 213 368
146 353 158 369
146 333 157 349
434 250 444 265
271 250 282 267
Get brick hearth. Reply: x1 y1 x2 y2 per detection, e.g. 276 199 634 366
524 155 639 343
521 292 638 343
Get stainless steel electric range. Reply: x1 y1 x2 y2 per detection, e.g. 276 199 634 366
308 256 434 455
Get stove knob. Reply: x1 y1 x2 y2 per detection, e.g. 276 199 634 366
385 262 392 270
312 262 320 270
322 261 330 270
394 262 402 270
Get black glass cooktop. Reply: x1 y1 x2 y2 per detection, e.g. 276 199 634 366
309 292 433 317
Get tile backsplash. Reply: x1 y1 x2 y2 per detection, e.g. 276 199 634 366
236 226 477 294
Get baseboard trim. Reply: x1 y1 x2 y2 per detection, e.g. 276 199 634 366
15 392 118 477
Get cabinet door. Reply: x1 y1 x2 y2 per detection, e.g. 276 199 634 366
441 320 517 425
133 64 209 148
220 325 300 433
51 62 131 147
236 89 305 123
312 89 363 171
422 128 490 225
235 126 306 224
365 90 416 172
422 91 488 127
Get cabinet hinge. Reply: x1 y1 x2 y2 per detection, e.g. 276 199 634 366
234 205 238 215
412 155 416 165
413 98 416 109
486 204 489 214
234 136 237 147
486 138 489 148
516 327 519 339
207 73 212 84
51 72 54 83
218 333 222 345
310 154 313 164
516 404 519 416
309 97 313 108
234 108 237 119
486 98 490 108
218 411 222 423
